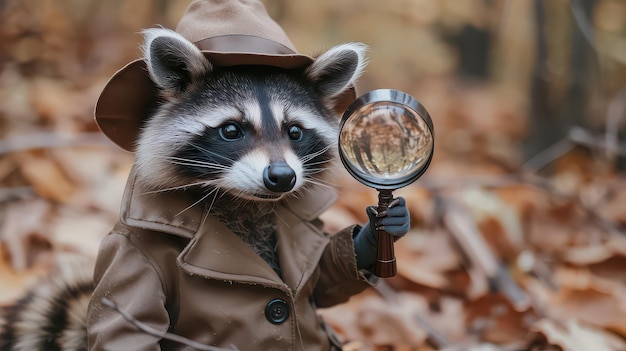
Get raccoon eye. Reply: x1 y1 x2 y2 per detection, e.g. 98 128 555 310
219 123 243 140
287 125 303 141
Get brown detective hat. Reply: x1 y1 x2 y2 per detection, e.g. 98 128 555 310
95 0 356 152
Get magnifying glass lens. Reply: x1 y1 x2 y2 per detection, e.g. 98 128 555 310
339 101 433 183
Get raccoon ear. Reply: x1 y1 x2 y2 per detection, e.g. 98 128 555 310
142 28 213 92
305 43 368 109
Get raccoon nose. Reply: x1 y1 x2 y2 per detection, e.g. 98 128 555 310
263 163 296 193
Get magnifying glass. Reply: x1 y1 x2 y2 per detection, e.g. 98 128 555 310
338 89 434 277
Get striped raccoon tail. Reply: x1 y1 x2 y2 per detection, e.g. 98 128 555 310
0 256 93 351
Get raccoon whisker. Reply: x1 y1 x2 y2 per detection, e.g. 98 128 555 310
300 145 333 163
303 169 332 178
168 164 226 175
303 159 333 167
297 147 325 163
139 180 218 195
189 142 236 162
227 188 244 199
198 188 220 230
175 187 219 217
303 173 339 187
303 166 330 173
163 157 228 168
302 178 335 190
233 190 256 202
302 157 333 168
293 185 318 201
161 162 228 173
210 187 235 206
303 173 336 184
273 209 289 226
160 156 231 170
204 187 221 216
290 185 320 202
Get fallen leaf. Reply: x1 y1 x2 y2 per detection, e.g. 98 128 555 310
465 293 532 344
425 296 466 343
549 287 626 337
562 245 614 266
50 207 112 259
395 229 461 289
532 318 625 351
0 241 51 306
460 188 525 255
596 181 626 226
18 152 78 203
358 293 429 348
0 199 51 270
397 186 435 227
527 215 572 254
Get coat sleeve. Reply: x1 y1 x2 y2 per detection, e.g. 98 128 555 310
313 224 378 308
87 229 170 350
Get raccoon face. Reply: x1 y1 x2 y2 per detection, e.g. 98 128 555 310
135 28 367 201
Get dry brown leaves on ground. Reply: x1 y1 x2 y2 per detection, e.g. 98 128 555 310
2 1 626 350
2 86 626 351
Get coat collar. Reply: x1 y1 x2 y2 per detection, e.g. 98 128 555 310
119 166 338 292
120 166 337 239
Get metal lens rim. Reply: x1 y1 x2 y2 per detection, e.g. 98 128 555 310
338 89 435 190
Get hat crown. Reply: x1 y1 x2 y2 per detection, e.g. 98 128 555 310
176 0 298 54
94 0 361 152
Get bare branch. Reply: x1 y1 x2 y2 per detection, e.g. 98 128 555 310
0 187 35 203
569 127 626 157
523 139 575 172
101 298 238 351
442 198 531 312
568 0 626 65
568 0 597 53
522 122 626 173
604 87 626 161
0 132 114 155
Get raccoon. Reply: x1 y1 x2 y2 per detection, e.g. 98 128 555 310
1 27 368 351
134 28 367 273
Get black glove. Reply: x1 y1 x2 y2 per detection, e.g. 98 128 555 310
353 197 410 270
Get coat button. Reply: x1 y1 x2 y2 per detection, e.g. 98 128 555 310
265 299 290 324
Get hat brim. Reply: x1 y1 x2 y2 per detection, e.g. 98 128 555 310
95 51 355 152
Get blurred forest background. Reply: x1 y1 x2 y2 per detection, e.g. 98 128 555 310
1 0 626 350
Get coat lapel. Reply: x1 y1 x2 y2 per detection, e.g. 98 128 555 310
178 186 338 293
120 168 204 239
276 186 337 292
178 215 284 288
275 208 329 292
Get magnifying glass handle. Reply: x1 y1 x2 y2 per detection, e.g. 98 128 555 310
373 189 397 278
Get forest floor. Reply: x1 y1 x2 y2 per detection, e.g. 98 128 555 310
2 1 626 350
2 78 626 351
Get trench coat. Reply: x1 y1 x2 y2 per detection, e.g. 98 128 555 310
86 168 377 350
